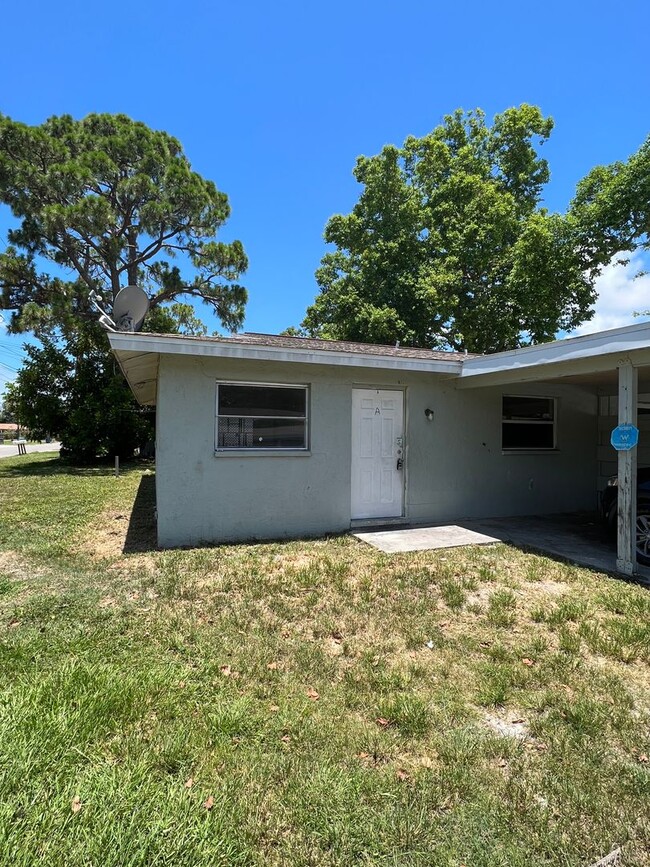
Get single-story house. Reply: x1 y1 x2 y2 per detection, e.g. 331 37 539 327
109 323 650 575
0 422 21 434
0 422 24 442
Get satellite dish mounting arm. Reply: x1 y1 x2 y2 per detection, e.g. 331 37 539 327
88 290 117 332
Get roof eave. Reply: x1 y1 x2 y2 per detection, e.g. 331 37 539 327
112 346 159 406
458 321 650 387
108 332 464 377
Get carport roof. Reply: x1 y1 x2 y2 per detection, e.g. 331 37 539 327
109 321 650 406
457 320 650 389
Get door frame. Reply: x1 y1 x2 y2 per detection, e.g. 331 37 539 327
350 385 407 521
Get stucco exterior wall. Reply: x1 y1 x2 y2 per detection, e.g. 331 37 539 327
155 353 598 547
597 393 650 490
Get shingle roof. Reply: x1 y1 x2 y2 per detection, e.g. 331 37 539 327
135 330 479 361
219 332 475 361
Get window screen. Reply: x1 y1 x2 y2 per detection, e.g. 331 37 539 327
502 396 555 450
216 383 308 450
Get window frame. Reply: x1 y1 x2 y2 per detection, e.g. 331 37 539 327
501 394 557 452
215 380 310 453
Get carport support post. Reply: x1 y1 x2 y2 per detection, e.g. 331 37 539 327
616 361 638 575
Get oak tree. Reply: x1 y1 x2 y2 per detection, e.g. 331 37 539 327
570 132 650 268
302 106 595 353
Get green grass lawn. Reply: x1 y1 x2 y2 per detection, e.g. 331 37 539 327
0 454 649 866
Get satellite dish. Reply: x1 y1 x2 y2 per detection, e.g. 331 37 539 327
112 285 149 332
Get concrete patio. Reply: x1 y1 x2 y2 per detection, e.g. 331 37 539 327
354 512 650 585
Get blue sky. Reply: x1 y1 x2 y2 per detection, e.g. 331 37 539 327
1 0 649 393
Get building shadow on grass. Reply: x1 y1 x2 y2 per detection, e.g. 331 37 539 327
123 473 157 553
0 456 117 477
1 456 158 481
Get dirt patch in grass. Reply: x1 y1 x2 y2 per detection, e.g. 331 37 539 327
77 474 157 561
0 550 39 580
270 552 319 572
0 551 53 607
0 549 79 613
75 471 157 561
483 710 529 739
529 578 570 596
78 508 133 560
465 584 498 607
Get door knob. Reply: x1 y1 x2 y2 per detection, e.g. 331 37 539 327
396 458 404 470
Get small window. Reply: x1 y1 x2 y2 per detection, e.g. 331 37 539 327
502 395 555 450
216 383 308 450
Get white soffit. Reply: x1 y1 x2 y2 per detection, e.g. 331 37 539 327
112 348 159 405
457 321 650 388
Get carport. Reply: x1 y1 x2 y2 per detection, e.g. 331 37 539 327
457 321 650 578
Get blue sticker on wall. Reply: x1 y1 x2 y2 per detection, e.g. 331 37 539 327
610 424 639 451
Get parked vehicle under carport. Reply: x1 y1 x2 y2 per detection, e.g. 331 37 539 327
601 467 650 565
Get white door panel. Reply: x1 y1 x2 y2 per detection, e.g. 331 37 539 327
351 388 404 519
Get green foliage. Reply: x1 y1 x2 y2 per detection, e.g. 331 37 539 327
6 324 152 461
0 386 16 423
4 295 215 462
0 113 248 461
143 302 208 336
0 112 247 337
570 133 650 268
302 105 596 352
3 342 69 438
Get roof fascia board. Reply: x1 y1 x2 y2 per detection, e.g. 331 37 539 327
460 322 650 383
108 333 463 375
456 347 650 389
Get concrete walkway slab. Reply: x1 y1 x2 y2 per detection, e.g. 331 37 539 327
354 524 500 553
354 512 650 585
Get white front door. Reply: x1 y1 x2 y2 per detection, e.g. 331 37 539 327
351 388 405 520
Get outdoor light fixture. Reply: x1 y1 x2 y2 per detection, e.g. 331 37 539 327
424 408 434 421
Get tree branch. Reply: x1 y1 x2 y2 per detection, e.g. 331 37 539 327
117 224 188 274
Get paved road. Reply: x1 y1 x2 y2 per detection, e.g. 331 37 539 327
0 442 61 459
